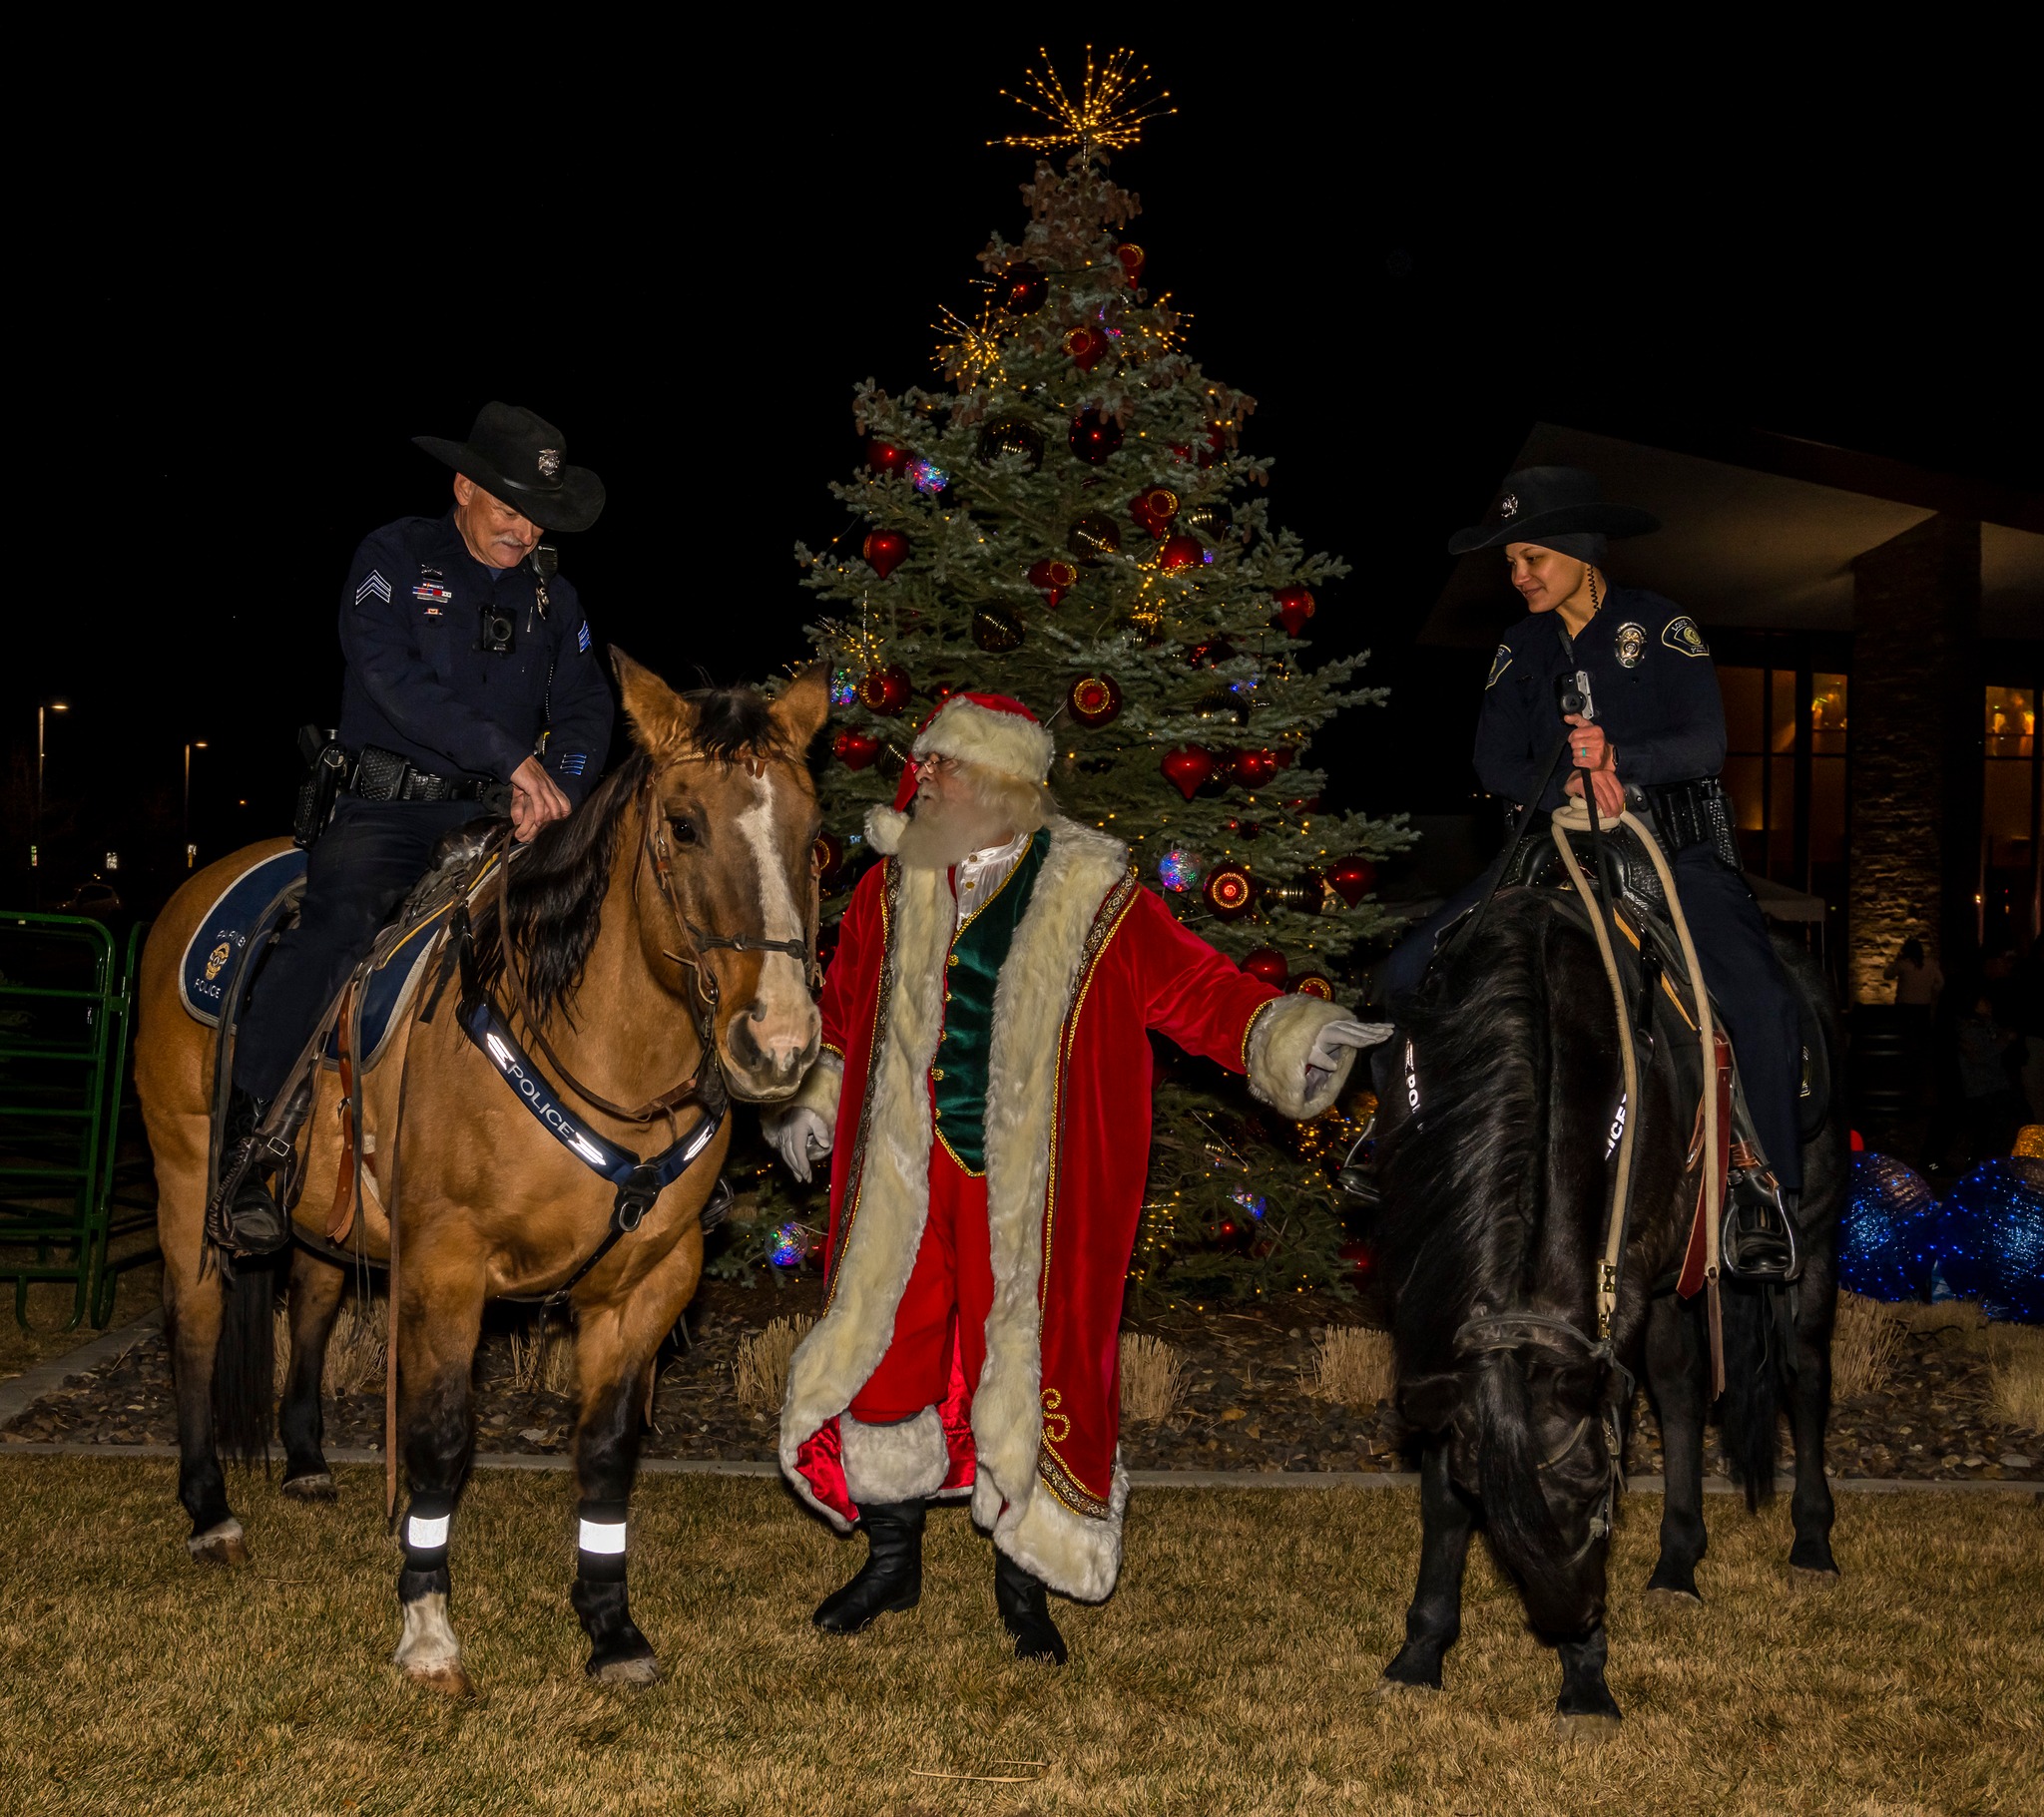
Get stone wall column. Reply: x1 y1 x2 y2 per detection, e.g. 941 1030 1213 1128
1848 514 1981 1003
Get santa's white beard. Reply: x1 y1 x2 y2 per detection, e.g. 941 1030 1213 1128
893 793 1015 872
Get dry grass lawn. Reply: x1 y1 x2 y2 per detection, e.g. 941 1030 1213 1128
0 1460 2038 1816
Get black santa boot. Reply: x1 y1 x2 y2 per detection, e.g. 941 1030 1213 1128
994 1548 1068 1666
812 1500 925 1633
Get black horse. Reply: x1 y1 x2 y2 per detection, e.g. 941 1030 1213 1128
1372 886 1845 1729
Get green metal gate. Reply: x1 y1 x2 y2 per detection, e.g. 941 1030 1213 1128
0 913 156 1329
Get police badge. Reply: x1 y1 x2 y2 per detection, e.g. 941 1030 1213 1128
1614 622 1646 669
537 448 563 478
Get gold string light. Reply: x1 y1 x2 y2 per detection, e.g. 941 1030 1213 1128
993 46 1175 154
932 297 1008 387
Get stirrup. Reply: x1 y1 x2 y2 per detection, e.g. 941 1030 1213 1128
1336 1117 1380 1204
1720 1172 1801 1282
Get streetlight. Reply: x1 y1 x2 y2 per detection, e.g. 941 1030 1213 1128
34 697 70 906
184 739 210 866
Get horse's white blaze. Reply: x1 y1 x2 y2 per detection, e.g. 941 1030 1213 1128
392 1590 462 1674
736 771 816 1069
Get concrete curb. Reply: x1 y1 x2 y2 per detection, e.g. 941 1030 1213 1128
0 1309 164 1431
0 1440 2036 1496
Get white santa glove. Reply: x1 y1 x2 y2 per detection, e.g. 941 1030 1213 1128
767 1108 833 1182
1303 1018 1394 1095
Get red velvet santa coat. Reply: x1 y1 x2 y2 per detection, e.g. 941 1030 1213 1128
775 814 1356 1600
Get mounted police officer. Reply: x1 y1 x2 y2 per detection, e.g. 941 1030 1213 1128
1375 464 1805 1219
221 402 615 1251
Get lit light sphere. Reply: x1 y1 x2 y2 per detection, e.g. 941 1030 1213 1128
1837 1152 1941 1301
1935 1157 2043 1322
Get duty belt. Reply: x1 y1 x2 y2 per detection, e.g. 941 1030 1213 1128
1640 776 1742 874
349 743 492 804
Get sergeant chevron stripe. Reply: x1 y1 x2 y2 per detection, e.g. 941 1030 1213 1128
355 570 392 605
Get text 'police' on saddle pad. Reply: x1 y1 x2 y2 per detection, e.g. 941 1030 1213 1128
178 846 447 1072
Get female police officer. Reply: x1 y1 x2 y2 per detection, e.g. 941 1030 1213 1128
1374 465 1805 1220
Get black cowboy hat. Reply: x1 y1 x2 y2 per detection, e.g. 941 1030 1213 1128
413 401 606 534
1446 465 1660 555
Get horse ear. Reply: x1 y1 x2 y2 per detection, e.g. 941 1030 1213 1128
612 648 694 755
771 663 831 752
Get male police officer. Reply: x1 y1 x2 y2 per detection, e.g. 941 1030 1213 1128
221 402 615 1250
1376 465 1805 1216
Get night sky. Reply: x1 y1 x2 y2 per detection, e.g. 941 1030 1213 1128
17 33 2030 919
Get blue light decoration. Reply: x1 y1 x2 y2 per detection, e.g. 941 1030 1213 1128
769 1223 805 1268
1156 846 1202 892
1837 1152 1942 1301
1231 1188 1267 1221
829 670 859 707
1933 1157 2044 1324
908 457 950 496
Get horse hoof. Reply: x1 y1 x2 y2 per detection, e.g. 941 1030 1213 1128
592 1653 660 1687
1644 1587 1704 1610
1554 1712 1622 1742
1789 1565 1840 1588
280 1472 336 1503
1376 1675 1439 1699
188 1519 249 1567
404 1663 473 1699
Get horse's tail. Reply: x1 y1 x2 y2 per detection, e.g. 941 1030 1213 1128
1471 1350 1567 1577
212 1259 277 1467
1719 1278 1789 1510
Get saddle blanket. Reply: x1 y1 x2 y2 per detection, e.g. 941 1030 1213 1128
178 846 449 1072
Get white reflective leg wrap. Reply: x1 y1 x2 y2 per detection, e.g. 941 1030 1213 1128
577 1503 628 1583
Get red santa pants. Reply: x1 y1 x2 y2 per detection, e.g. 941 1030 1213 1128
847 1141 993 1423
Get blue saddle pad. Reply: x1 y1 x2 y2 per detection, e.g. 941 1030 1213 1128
179 847 453 1071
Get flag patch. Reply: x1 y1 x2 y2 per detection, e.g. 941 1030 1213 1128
577 621 592 653
355 570 391 605
413 582 454 604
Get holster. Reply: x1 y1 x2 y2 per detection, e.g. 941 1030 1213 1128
292 725 348 849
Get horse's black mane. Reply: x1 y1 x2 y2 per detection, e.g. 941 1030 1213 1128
490 683 787 1025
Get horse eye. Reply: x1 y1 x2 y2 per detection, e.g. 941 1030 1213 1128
668 816 698 846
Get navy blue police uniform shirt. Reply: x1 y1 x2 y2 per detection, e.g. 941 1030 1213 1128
334 512 612 806
1474 588 1725 811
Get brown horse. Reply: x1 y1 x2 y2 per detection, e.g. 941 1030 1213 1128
135 656 826 1691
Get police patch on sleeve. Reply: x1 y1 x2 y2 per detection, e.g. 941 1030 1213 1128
1661 616 1710 658
1486 644 1512 688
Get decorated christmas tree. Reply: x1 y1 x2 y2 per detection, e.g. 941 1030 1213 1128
784 51 1410 1300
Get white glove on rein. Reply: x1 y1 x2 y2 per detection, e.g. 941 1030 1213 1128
1303 1017 1393 1093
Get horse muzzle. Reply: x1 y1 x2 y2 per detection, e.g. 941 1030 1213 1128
723 1004 820 1102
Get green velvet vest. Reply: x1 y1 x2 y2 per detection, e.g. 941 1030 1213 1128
930 830 1049 1174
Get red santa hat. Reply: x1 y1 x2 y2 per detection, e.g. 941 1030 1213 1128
866 691 1054 853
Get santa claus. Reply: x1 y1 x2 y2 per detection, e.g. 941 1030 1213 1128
764 691 1384 1663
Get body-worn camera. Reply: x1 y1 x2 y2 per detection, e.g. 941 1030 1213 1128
480 602 517 655
1556 669 1596 720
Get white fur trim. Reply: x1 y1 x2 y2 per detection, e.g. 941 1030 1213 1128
983 1456 1131 1604
760 1049 841 1141
865 803 909 855
779 815 1130 1570
1247 994 1360 1121
839 1408 951 1504
913 697 1054 785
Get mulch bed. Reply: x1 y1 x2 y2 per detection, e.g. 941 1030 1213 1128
4 1277 2038 1483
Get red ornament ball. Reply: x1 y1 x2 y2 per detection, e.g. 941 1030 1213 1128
1028 557 1079 607
1231 747 1280 788
864 439 911 476
1065 322 1112 371
1159 533 1207 574
1241 947 1289 987
971 604 1025 653
1292 972 1335 1001
1129 485 1180 538
861 529 908 580
1069 409 1124 464
832 729 880 771
1327 854 1376 907
1161 743 1220 801
998 261 1048 313
814 831 846 888
1203 861 1256 920
855 664 911 716
1067 674 1124 728
1274 585 1317 637
1115 242 1146 284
